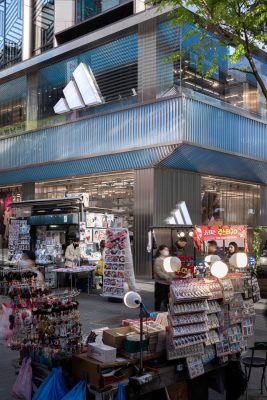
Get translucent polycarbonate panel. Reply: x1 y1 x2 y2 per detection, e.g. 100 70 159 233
0 0 23 70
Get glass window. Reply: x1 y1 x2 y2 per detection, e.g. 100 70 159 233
75 0 127 23
0 76 27 137
201 176 260 226
35 33 138 128
35 172 134 228
32 0 54 56
0 0 23 70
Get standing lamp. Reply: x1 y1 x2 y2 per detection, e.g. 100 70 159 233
123 291 149 375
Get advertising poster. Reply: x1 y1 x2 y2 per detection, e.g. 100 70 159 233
103 228 136 299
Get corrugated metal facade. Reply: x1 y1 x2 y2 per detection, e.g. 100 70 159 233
133 168 155 278
160 144 267 184
183 96 267 161
0 145 176 185
153 167 201 226
0 98 182 171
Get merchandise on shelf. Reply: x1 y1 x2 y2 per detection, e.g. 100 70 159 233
8 219 31 260
35 229 63 265
167 272 258 377
102 228 135 299
0 269 83 366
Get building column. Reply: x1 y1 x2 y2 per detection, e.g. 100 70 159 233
138 19 157 101
133 168 154 278
26 72 38 131
134 0 146 13
54 0 76 46
259 185 267 226
22 183 35 201
22 0 33 60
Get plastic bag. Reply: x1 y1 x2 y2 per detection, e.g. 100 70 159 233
95 259 104 276
115 383 125 400
61 380 86 400
33 368 68 400
0 304 13 344
12 357 32 400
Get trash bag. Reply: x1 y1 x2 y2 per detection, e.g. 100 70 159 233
115 383 125 400
61 380 86 400
33 368 68 400
12 357 32 400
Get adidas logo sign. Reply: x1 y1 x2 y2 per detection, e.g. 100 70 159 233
54 62 103 114
165 201 192 225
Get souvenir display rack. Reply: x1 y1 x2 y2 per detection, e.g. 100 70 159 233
8 219 31 260
167 273 258 379
103 228 135 299
0 269 83 366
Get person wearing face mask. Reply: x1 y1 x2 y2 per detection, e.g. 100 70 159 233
154 245 175 311
64 239 81 268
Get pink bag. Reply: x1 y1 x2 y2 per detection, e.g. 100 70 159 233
0 304 13 344
12 357 32 400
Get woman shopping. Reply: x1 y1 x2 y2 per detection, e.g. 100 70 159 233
154 245 175 311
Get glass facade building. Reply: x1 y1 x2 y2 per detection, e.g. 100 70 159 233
0 0 23 70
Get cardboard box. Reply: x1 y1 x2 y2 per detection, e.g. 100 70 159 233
88 342 117 363
103 326 132 349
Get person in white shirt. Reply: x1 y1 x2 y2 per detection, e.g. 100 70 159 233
64 239 81 268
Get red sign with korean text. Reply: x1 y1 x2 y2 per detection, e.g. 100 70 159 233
194 225 247 242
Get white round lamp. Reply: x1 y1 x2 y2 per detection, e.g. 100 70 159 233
163 257 181 273
204 255 221 268
210 261 228 279
124 291 142 309
229 252 248 269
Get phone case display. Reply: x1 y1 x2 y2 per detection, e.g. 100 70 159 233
186 356 205 379
204 279 223 300
170 300 209 315
170 312 207 326
103 228 135 298
219 279 234 303
207 314 220 330
9 220 30 258
167 274 257 372
171 279 211 302
207 300 221 314
35 229 63 264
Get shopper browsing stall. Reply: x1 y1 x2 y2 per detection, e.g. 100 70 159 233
173 237 187 257
227 242 238 259
154 245 175 311
65 239 81 268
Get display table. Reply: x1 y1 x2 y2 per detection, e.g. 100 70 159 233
72 352 230 400
52 265 96 294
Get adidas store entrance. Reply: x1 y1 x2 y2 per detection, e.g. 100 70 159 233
29 168 261 278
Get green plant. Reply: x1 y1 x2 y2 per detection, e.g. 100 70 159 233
252 226 266 273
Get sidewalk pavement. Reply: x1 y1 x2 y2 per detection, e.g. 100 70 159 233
0 280 267 399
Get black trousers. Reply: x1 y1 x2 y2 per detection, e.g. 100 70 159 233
154 282 170 311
